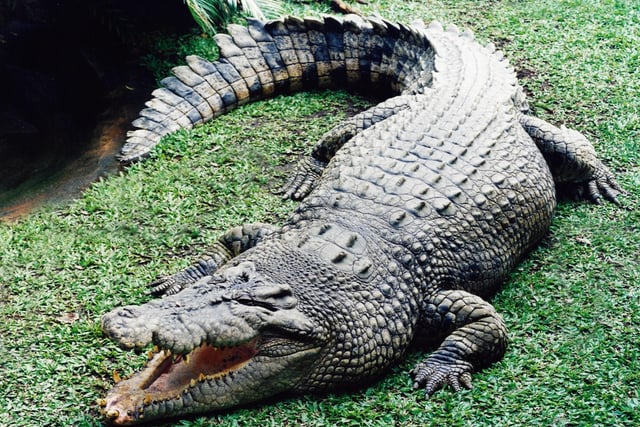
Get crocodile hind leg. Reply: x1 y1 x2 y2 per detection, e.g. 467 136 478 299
520 115 622 204
149 223 278 296
280 94 416 200
412 290 507 397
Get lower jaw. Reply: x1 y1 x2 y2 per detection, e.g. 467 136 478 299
101 341 259 424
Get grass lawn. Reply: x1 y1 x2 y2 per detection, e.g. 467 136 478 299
1 1 638 426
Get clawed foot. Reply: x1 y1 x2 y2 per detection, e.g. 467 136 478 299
586 163 624 205
277 157 326 201
147 256 222 297
559 162 624 206
410 359 474 398
148 274 187 297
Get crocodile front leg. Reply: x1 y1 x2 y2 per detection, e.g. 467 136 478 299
149 223 278 296
280 94 416 200
412 290 507 397
520 115 623 204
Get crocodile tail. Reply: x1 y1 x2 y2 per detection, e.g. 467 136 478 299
119 14 436 163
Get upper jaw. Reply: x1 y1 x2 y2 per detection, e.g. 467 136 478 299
100 288 318 354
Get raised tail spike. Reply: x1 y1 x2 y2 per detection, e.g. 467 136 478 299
445 23 459 34
461 28 475 40
427 20 444 32
410 19 427 29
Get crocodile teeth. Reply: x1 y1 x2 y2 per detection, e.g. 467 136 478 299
184 353 191 365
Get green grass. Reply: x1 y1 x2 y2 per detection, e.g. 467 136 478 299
1 1 638 426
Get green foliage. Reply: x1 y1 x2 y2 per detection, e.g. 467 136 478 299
185 0 238 33
238 0 283 21
184 0 284 33
141 28 220 83
1 1 639 426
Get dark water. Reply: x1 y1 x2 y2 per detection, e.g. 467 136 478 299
0 101 141 221
0 0 193 221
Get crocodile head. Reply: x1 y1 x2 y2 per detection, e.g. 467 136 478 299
99 260 324 425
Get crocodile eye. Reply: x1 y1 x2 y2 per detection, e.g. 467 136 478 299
245 284 298 310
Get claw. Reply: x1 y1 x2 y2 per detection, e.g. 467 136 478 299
589 164 624 206
587 180 603 205
411 359 474 398
449 375 462 392
460 371 473 390
148 256 223 297
424 376 445 397
278 157 327 201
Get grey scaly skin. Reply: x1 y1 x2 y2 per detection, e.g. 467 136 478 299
99 14 622 425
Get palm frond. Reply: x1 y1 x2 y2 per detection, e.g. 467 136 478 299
184 0 238 34
184 0 284 34
240 0 284 21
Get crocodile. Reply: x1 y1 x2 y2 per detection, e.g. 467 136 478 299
99 14 621 425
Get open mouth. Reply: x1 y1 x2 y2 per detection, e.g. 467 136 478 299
100 339 259 424
143 340 258 394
